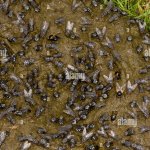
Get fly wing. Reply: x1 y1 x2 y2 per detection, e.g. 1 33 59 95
131 83 138 91
82 127 93 142
72 0 81 11
116 82 121 92
63 105 75 117
102 26 107 36
127 81 131 89
82 127 87 137
106 36 111 43
72 0 76 6
67 21 74 31
142 102 148 110
24 89 28 97
121 84 126 92
103 75 109 82
96 27 102 40
109 72 113 80
28 89 32 96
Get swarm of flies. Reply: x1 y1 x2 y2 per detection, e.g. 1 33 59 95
0 0 150 149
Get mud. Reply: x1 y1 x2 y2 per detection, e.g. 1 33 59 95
0 0 150 150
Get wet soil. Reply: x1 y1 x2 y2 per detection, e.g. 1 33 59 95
0 0 150 150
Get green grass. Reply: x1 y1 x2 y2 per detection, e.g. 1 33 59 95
102 0 150 31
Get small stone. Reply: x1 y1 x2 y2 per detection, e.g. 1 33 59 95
127 36 133 41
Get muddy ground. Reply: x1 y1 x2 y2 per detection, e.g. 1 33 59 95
0 0 150 150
